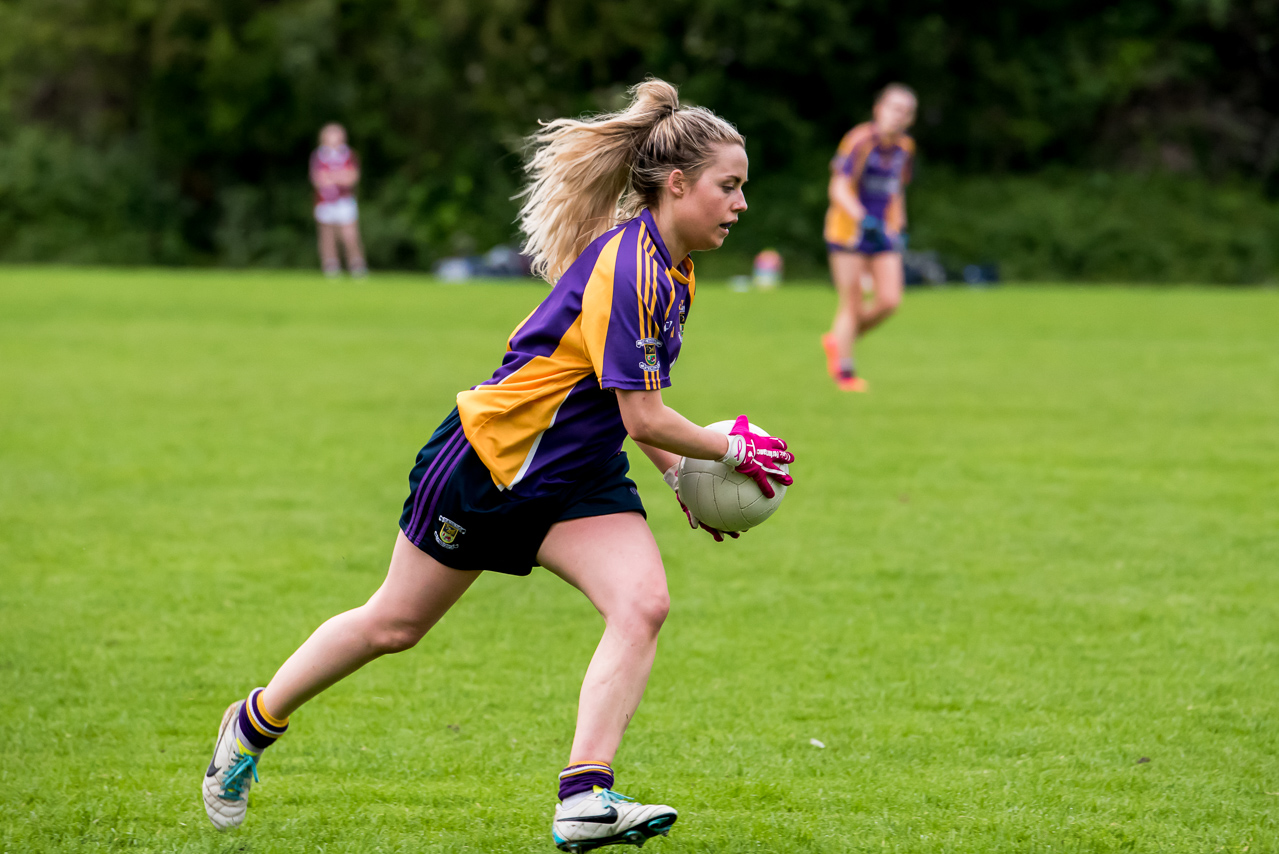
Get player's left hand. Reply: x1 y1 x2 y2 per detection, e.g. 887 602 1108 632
663 463 739 542
719 415 795 499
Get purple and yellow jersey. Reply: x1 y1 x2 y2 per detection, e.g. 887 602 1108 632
824 123 915 248
456 208 694 497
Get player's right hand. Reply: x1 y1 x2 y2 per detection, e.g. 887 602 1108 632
678 492 740 542
664 463 739 543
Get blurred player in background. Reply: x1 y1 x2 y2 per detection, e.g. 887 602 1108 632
203 80 793 852
310 122 367 278
821 84 917 391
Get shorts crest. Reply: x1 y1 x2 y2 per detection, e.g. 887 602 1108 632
435 515 467 549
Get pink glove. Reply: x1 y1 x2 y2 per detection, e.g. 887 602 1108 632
718 415 795 499
663 464 740 542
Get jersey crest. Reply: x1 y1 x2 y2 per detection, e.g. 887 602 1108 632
636 337 662 371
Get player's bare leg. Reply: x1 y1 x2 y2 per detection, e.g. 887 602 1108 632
538 512 678 851
317 223 341 277
539 512 668 763
262 531 479 718
338 222 367 277
204 532 479 829
857 251 905 336
825 251 869 391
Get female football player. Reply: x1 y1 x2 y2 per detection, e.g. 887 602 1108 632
203 79 794 852
310 122 367 278
821 84 917 391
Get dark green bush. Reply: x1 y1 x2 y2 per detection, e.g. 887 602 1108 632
697 169 1279 284
2 0 1276 281
908 170 1279 284
3 126 1277 283
0 129 188 264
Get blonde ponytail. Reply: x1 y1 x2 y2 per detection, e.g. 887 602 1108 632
517 78 744 282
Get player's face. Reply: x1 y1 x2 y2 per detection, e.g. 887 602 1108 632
321 126 346 148
874 92 917 135
676 144 749 252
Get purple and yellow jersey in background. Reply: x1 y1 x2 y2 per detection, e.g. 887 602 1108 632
823 122 915 248
456 208 694 497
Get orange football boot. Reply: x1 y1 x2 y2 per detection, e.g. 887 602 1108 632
836 375 869 392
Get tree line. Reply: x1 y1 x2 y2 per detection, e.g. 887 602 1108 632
1 0 1276 280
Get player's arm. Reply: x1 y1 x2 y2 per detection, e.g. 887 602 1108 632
339 155 361 189
829 172 865 223
618 391 734 541
886 192 907 234
617 389 793 492
616 389 729 462
619 390 794 542
830 133 870 222
631 439 679 478
891 142 913 232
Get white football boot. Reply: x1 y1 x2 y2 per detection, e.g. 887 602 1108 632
202 701 261 830
552 787 677 851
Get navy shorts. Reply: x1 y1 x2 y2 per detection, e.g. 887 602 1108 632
827 230 903 256
399 408 646 576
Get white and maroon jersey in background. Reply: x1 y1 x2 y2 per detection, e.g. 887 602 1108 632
309 145 359 204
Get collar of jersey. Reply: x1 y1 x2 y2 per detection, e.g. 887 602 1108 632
871 129 905 151
639 208 694 286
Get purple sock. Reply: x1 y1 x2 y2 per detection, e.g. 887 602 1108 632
234 687 289 753
558 762 614 801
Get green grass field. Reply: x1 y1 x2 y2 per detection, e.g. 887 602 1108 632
2 268 1277 853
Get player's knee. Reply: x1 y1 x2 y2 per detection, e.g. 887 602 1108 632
365 617 427 654
880 292 902 314
618 586 670 637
